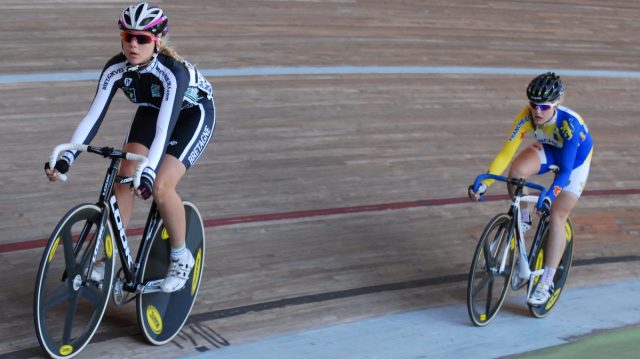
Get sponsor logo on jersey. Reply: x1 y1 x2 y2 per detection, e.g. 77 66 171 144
124 77 133 87
535 126 562 147
151 84 162 98
156 68 173 101
184 87 202 103
560 120 574 140
508 118 528 141
102 67 125 90
122 87 137 102
197 73 212 94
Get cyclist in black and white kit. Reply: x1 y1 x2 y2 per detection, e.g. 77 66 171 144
45 2 215 293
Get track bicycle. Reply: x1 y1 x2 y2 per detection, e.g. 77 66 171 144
466 173 574 326
34 143 205 358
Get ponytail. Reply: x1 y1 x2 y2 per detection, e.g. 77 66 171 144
157 37 184 63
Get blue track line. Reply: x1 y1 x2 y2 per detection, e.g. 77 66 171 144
2 66 640 84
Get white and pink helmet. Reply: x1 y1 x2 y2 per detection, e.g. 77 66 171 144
118 2 168 36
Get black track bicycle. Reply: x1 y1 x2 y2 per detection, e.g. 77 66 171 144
466 173 574 326
34 143 205 358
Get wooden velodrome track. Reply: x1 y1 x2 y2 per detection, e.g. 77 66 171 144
1 0 640 357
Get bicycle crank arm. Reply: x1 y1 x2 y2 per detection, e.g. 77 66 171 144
138 279 164 294
525 269 546 298
517 256 531 280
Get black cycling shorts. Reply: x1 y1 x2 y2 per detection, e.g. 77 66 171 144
126 99 216 170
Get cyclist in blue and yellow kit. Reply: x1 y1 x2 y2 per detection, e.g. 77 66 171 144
469 72 593 306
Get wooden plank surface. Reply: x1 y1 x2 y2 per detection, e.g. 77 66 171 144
1 1 640 358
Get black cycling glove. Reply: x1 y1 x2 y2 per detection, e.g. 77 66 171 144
540 197 552 215
44 159 70 174
137 167 155 200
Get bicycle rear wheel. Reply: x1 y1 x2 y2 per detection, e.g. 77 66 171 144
528 217 574 318
467 213 516 326
33 204 116 358
136 201 205 345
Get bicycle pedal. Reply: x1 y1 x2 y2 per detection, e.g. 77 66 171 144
139 279 164 294
510 261 527 290
511 277 527 291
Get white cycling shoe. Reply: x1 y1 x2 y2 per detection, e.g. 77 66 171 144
528 282 554 306
160 250 195 293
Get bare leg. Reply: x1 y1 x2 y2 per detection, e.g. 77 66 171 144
153 155 187 248
155 156 192 293
508 146 541 214
115 142 149 228
545 191 578 269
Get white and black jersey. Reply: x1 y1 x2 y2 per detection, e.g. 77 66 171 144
63 53 215 172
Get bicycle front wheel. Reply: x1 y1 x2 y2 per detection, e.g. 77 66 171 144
467 213 516 326
137 201 205 345
33 203 116 358
528 217 574 318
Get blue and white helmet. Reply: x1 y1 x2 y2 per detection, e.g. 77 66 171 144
118 2 168 36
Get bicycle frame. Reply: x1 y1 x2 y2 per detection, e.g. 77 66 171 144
510 194 549 299
36 143 206 356
473 173 549 299
50 143 164 295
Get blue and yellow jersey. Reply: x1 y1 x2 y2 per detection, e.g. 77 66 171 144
483 105 593 201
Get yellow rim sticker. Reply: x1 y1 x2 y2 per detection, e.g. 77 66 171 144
161 228 170 240
535 250 544 270
480 314 487 321
192 248 203 296
105 234 113 259
545 287 562 310
146 305 163 335
534 250 544 285
565 222 573 242
59 344 74 356
48 237 60 263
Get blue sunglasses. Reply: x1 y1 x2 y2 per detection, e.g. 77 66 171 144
529 102 556 111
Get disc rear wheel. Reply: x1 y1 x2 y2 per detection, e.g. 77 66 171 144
137 201 205 345
528 218 574 318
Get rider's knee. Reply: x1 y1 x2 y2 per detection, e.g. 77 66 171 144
508 166 527 179
151 177 175 202
549 206 570 224
509 158 532 178
118 160 138 177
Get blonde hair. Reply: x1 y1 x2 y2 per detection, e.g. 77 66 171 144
157 37 184 63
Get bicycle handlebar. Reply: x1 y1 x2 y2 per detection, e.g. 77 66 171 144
50 143 149 189
472 173 548 210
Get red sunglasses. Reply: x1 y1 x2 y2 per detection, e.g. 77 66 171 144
120 31 158 44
